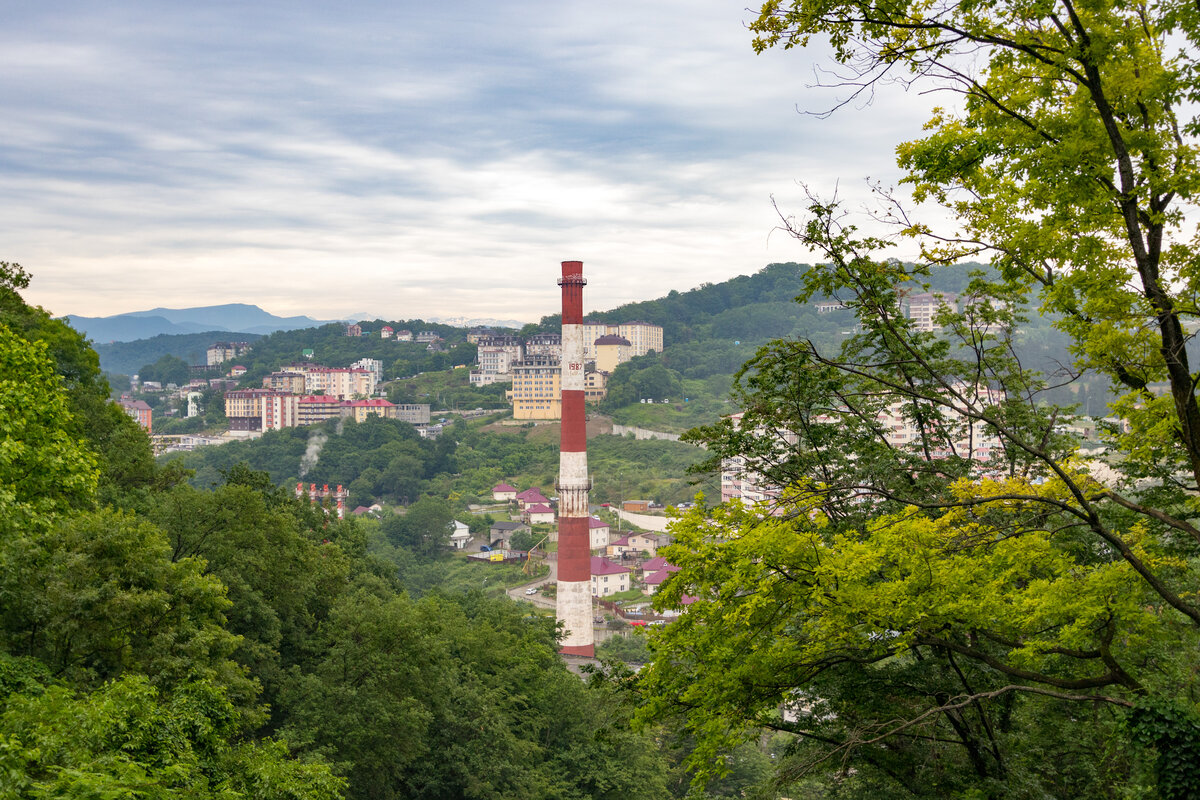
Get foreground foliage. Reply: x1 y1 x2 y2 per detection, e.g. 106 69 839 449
639 0 1200 796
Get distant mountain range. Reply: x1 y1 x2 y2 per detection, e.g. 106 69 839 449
68 304 530 344
67 304 335 343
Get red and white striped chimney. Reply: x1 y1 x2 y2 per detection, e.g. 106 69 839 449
556 260 593 656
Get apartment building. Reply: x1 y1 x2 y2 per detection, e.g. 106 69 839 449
350 358 384 384
904 292 958 332
524 332 562 359
118 399 153 434
207 341 251 366
581 321 662 360
584 370 608 403
594 334 632 373
480 347 516 371
225 389 291 432
298 395 345 426
509 356 561 419
262 393 299 431
263 371 306 394
345 398 397 422
393 404 431 425
302 367 376 399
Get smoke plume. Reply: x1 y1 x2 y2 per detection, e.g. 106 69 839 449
299 429 328 479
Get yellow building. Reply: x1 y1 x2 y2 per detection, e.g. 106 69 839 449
510 357 561 419
346 398 398 422
593 334 632 373
584 370 608 404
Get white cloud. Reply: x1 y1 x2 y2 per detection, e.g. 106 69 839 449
3 0 946 322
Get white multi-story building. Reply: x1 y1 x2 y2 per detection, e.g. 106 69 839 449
904 292 958 332
477 346 518 373
524 332 562 360
351 358 384 385
207 341 252 366
721 386 1005 506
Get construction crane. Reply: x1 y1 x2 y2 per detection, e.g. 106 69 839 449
521 534 550 575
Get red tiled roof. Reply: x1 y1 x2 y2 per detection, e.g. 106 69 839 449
610 535 632 546
493 483 517 492
348 398 394 407
299 395 342 403
642 556 675 572
525 503 554 515
644 569 674 585
588 517 608 528
590 557 630 576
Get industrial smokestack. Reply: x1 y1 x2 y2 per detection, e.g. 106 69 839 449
556 260 594 657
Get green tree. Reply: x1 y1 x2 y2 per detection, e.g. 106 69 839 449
280 590 669 800
0 670 343 799
381 496 454 557
509 528 540 553
138 353 191 387
639 1 1200 796
0 509 256 708
0 324 98 518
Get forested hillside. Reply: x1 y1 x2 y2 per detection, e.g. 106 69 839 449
235 321 478 386
94 330 264 376
166 414 707 508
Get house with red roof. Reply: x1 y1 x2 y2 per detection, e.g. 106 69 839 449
590 556 631 597
515 487 550 509
380 326 394 339
640 555 676 573
523 503 555 525
627 531 664 556
642 562 681 595
492 483 518 502
606 534 638 558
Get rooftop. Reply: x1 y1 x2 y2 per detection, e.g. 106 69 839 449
591 556 630 576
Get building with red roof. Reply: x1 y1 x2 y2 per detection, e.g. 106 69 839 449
346 398 396 423
515 487 550 508
590 556 631 597
492 483 518 502
297 395 345 426
523 503 555 525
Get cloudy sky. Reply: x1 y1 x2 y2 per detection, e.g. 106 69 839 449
4 1 938 323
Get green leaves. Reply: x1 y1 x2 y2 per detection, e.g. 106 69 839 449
0 324 97 518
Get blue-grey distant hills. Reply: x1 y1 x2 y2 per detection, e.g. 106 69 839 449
68 304 334 343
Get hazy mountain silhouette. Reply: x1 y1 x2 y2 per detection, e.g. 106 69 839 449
68 303 333 342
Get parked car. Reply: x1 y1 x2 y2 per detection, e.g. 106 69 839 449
525 587 538 595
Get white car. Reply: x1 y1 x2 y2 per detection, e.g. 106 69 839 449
525 587 538 595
